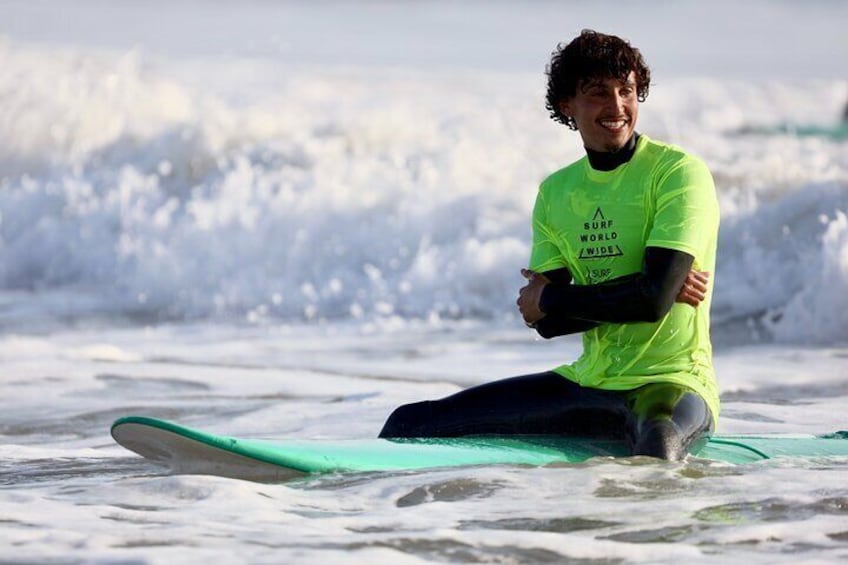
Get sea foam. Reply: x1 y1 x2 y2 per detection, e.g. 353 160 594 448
0 43 846 343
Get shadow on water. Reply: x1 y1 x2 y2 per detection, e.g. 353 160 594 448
459 516 620 534
695 496 848 523
394 477 506 507
721 379 848 405
0 404 264 442
275 537 591 564
0 456 163 488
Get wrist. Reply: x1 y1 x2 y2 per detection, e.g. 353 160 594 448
538 284 551 314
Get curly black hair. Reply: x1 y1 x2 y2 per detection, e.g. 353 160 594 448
546 30 651 130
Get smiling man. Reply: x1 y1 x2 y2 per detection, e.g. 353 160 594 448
380 30 719 461
562 75 639 152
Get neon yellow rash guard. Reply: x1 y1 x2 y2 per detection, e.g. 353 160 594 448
529 134 721 426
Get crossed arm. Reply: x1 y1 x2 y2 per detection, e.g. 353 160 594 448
517 247 709 339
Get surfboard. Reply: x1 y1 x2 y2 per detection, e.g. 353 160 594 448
111 416 848 482
732 122 848 141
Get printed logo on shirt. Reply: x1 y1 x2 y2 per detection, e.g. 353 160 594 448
578 207 623 260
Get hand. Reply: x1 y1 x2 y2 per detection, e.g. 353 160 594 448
517 269 550 325
676 270 710 307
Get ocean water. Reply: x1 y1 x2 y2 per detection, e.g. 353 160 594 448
1 1 848 563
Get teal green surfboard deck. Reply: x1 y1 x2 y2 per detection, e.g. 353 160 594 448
733 122 848 141
111 416 848 482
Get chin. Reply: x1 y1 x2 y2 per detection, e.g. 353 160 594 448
602 140 628 152
606 132 633 152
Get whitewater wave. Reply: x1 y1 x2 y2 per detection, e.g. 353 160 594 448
0 42 846 343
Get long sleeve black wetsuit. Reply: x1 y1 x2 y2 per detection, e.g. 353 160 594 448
533 246 695 338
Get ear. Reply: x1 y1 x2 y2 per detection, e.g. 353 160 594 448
558 100 571 119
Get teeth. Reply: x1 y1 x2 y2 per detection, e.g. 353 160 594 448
600 120 627 129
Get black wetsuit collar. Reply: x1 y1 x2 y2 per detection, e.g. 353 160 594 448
585 133 639 171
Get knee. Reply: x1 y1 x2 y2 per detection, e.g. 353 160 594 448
632 420 686 461
378 401 433 438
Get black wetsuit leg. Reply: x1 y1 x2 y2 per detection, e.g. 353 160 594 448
624 382 714 461
379 374 714 461
379 371 631 438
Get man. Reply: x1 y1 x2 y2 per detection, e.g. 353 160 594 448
379 30 719 461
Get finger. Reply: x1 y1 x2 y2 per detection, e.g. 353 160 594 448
686 286 706 302
692 270 710 283
676 285 703 305
683 281 706 298
679 292 700 307
521 268 535 280
685 270 708 287
688 279 708 293
690 291 706 302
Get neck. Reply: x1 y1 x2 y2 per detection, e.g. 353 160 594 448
585 133 639 171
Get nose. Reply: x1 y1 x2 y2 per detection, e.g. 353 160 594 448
609 91 626 114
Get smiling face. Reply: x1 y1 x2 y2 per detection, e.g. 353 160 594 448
559 72 639 153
